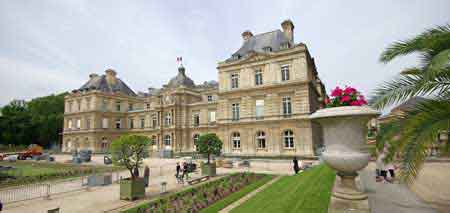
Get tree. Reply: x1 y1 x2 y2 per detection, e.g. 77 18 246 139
369 24 450 184
110 135 150 179
195 133 222 164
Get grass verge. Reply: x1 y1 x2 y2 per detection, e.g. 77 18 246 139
200 174 274 213
231 164 336 213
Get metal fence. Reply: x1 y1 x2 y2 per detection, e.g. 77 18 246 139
0 165 189 204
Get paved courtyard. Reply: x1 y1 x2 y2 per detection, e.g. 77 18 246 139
2 156 449 213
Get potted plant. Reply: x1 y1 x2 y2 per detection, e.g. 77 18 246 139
110 134 150 200
195 133 222 176
310 86 380 200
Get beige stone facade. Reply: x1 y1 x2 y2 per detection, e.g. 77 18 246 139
62 20 327 157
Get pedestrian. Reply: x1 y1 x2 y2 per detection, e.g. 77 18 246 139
144 166 150 187
175 162 181 178
182 162 189 180
293 157 300 174
0 199 3 212
133 167 139 178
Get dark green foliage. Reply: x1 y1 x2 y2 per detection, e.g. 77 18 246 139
195 133 223 164
0 93 67 148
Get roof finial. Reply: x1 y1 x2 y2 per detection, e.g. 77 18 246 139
176 56 183 67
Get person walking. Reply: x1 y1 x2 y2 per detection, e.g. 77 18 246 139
175 162 181 178
182 162 189 180
293 157 300 174
144 166 150 187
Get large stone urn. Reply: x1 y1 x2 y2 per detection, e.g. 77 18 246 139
311 106 380 200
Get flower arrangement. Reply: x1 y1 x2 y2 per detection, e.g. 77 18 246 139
325 86 368 107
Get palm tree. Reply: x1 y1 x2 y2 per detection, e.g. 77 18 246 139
370 24 450 184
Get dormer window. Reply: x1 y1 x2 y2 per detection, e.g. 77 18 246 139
262 46 272 52
232 54 241 60
280 42 290 50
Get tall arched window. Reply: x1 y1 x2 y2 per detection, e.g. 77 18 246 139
256 131 266 149
164 135 171 146
193 134 200 151
232 132 241 149
283 130 294 148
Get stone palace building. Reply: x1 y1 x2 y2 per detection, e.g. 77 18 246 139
62 20 327 157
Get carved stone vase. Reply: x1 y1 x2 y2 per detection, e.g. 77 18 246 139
311 106 380 200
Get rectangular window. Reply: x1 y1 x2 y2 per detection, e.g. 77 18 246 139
68 119 73 129
282 97 292 117
128 103 134 111
102 118 108 129
207 95 213 102
86 118 91 129
281 65 290 81
146 103 150 109
115 119 121 129
102 99 108 111
68 102 73 112
193 113 200 127
232 133 241 149
165 112 172 127
116 101 121 112
140 118 145 128
129 118 134 129
208 111 216 123
231 73 239 89
255 70 263 86
255 99 264 119
76 119 81 129
232 103 240 121
152 114 157 128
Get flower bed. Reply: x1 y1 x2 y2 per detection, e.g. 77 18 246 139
123 173 271 213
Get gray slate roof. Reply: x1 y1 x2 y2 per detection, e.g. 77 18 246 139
166 66 195 88
78 74 137 96
228 30 292 61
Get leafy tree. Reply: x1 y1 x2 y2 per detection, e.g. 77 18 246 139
0 93 66 148
369 24 450 184
110 135 150 179
195 133 222 164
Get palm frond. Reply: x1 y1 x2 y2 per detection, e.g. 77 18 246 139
398 99 450 184
380 24 450 63
369 73 424 109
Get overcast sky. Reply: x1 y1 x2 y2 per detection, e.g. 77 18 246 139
0 0 449 107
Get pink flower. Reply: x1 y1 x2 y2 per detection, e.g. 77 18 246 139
350 101 361 106
331 87 343 97
341 95 351 103
325 97 331 104
359 99 368 105
344 87 357 95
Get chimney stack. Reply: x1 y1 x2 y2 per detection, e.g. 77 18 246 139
281 19 295 43
241 30 253 42
105 69 117 85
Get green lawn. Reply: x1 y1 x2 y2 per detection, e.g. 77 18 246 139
0 161 122 187
200 174 274 213
231 164 336 213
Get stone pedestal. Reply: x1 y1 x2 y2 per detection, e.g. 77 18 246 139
334 173 367 200
329 177 370 213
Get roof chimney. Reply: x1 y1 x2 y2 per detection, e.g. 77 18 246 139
242 30 253 42
281 19 295 43
105 69 117 85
